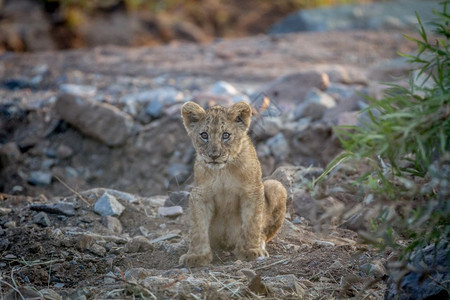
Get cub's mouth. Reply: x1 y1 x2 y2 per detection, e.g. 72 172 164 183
204 157 229 168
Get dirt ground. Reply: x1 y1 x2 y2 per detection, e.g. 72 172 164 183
0 188 386 299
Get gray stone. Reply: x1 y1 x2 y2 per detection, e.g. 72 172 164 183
89 244 106 256
0 207 12 215
266 132 289 161
39 288 62 300
121 87 183 104
103 189 138 204
335 111 359 126
4 221 16 228
104 271 116 284
28 171 52 186
124 236 154 253
102 216 123 234
251 117 282 140
264 274 305 296
210 81 240 96
144 195 167 207
33 212 51 227
330 261 344 269
158 206 183 218
124 268 153 282
94 193 125 217
30 202 76 216
55 94 135 146
314 240 335 247
60 84 97 97
145 98 164 118
150 233 180 244
360 262 385 278
166 191 190 208
294 88 336 120
55 144 74 158
260 71 330 109
0 142 21 164
385 243 449 300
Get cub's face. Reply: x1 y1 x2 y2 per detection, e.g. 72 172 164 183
181 101 252 169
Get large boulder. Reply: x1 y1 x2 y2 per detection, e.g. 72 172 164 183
55 94 136 146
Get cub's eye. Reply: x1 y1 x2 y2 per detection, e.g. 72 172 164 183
200 132 208 140
222 132 231 140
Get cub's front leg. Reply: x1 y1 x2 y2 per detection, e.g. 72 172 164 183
236 186 268 260
179 190 214 267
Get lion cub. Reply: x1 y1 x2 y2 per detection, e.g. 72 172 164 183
179 101 287 267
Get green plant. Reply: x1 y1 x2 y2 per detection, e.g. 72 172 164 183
316 2 449 259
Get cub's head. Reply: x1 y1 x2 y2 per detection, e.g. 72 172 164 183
181 101 252 169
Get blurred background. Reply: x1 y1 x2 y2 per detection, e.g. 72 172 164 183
0 0 401 52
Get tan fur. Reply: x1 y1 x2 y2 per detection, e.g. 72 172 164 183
179 101 287 267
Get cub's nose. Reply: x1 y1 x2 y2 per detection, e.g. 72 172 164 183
209 153 221 160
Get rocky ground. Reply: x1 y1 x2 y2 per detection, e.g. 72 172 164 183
0 29 423 299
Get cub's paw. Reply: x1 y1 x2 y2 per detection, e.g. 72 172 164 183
237 248 269 261
179 252 212 267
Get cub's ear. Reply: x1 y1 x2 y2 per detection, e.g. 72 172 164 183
181 101 206 132
228 102 252 131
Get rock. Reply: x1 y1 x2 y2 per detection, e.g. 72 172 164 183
89 244 106 257
33 212 51 227
4 221 16 228
30 202 76 216
124 236 154 253
294 88 336 120
248 275 270 296
266 133 289 162
0 142 21 165
191 93 234 109
330 261 344 269
102 216 123 234
385 243 449 300
28 171 52 186
150 233 180 244
55 94 135 146
268 1 440 33
55 144 74 159
0 207 11 215
314 240 335 247
251 117 283 140
4 286 43 300
104 271 116 284
94 192 125 217
100 189 138 204
124 268 153 282
210 81 240 96
264 274 305 296
338 212 367 231
158 206 183 218
39 288 62 300
145 99 164 118
360 262 385 278
59 84 97 97
166 191 190 208
260 71 330 108
335 111 360 126
121 87 183 104
143 195 167 207
292 189 319 221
